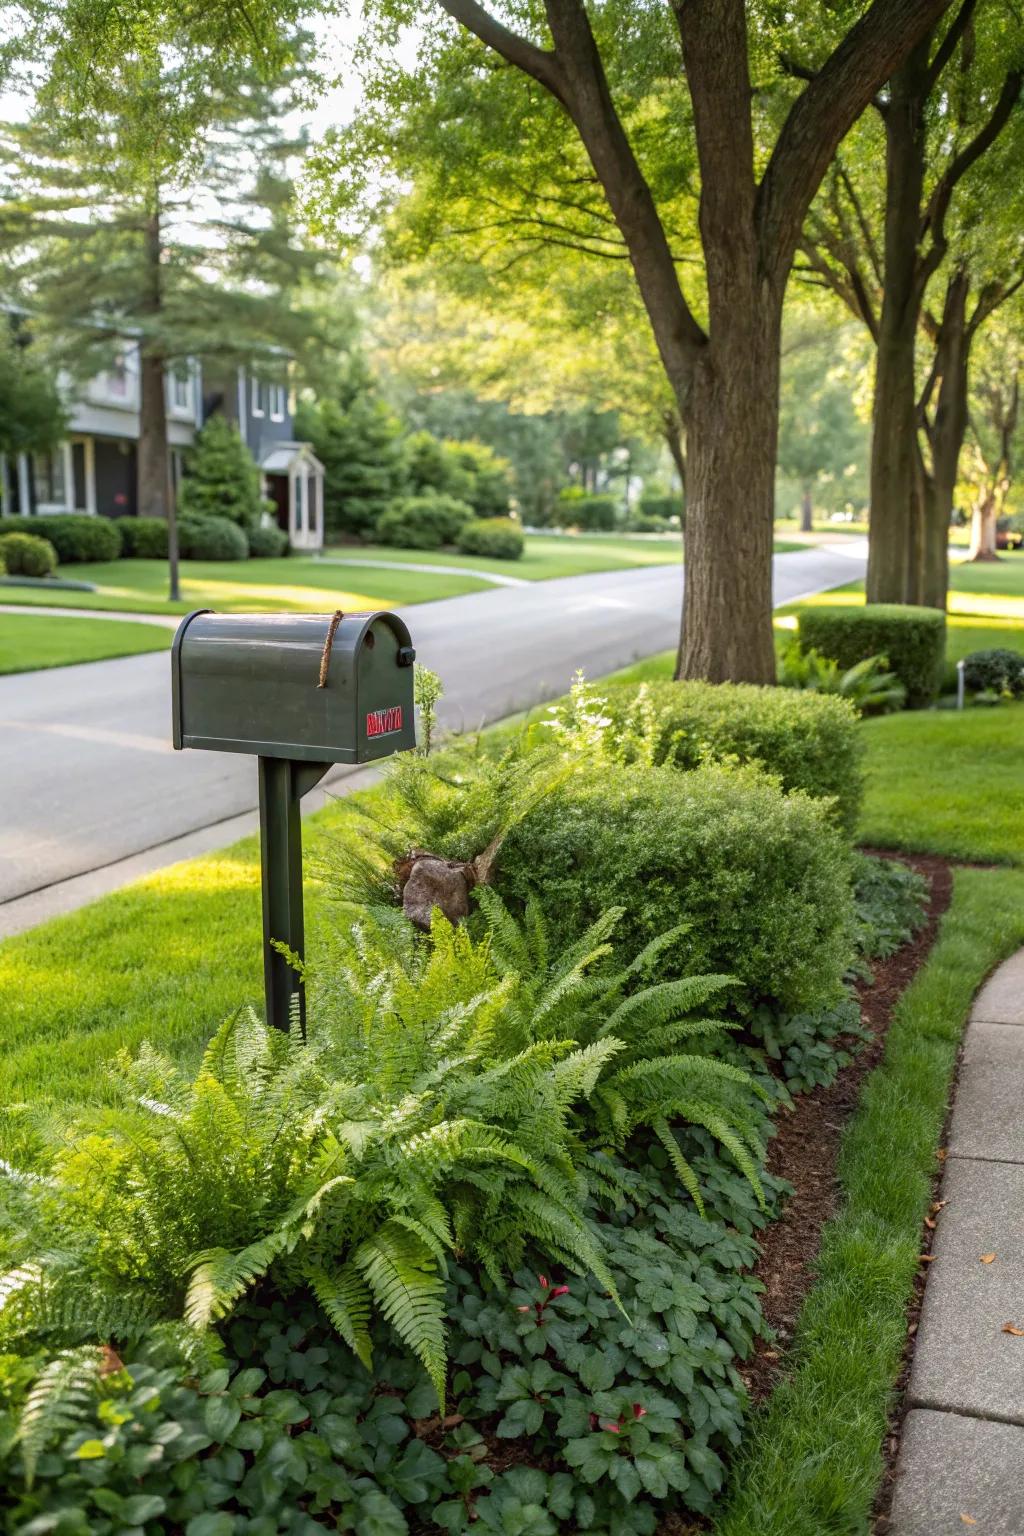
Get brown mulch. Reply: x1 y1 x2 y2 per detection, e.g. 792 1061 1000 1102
737 851 953 1407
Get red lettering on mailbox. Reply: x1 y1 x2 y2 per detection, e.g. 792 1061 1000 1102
366 705 403 738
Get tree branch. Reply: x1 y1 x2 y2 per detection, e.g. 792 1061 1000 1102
917 66 1023 290
757 0 954 283
435 0 566 101
924 0 977 92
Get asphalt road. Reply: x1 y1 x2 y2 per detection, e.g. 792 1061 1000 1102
0 541 867 925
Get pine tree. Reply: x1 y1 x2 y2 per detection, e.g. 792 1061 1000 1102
295 358 408 538
0 328 66 457
178 418 268 527
0 44 322 596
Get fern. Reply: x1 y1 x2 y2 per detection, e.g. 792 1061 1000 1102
354 1223 448 1404
18 1346 103 1488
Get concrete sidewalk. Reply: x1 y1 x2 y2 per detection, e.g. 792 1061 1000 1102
890 948 1024 1534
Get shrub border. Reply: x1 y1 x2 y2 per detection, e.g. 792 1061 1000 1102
712 865 1024 1536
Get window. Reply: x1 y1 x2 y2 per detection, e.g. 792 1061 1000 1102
33 449 67 508
269 383 287 421
170 365 191 413
106 352 129 398
250 376 265 417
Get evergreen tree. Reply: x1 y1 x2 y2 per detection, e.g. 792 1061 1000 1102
0 42 322 596
0 328 66 457
178 417 268 527
295 361 407 539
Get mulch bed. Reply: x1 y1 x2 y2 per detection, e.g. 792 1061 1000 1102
738 851 953 1407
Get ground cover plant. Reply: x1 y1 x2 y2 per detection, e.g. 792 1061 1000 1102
0 612 172 674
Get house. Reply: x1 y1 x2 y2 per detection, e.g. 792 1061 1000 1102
0 341 324 552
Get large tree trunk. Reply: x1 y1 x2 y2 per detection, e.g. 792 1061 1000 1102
967 492 1000 560
799 488 813 532
137 202 180 602
921 268 969 606
677 304 781 683
866 41 931 605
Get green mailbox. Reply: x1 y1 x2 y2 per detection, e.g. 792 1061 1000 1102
172 609 416 1030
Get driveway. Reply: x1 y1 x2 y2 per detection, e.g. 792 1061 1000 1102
0 542 866 933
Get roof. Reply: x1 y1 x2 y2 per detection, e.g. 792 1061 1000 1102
260 441 324 475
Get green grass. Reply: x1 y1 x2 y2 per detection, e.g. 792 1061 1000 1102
0 556 492 616
859 704 1024 864
713 864 1024 1536
0 533 807 618
0 611 172 674
330 531 687 581
0 839 265 1107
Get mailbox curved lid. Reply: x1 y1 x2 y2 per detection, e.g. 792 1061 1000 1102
172 608 416 763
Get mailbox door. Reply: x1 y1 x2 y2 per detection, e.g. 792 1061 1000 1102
355 615 417 761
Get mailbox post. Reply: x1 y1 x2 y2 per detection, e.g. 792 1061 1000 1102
172 609 416 1030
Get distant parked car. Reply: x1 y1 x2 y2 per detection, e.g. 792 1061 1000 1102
996 519 1023 551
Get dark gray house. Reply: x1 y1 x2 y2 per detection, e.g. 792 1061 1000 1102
0 346 324 552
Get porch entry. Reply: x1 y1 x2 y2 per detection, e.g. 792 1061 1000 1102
260 443 324 553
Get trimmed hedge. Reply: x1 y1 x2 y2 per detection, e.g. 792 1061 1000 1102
498 760 855 1014
456 516 525 560
118 517 168 558
0 513 122 563
553 493 618 531
798 603 945 707
377 492 473 550
0 530 57 578
247 522 289 558
177 515 249 561
962 647 1024 698
600 680 864 835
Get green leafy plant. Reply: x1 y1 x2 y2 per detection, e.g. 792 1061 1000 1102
0 924 630 1403
0 531 57 578
961 647 1024 699
456 517 524 560
377 493 472 550
0 514 121 562
797 603 946 707
593 675 864 833
776 640 906 715
414 663 444 756
852 852 929 960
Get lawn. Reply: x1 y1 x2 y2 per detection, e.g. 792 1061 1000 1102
0 555 491 616
0 532 804 617
0 611 172 674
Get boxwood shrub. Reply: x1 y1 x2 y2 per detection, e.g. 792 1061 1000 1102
601 680 863 834
962 647 1024 698
457 516 525 560
118 516 168 558
0 513 122 563
247 522 290 558
0 530 57 578
797 603 945 707
498 760 855 1013
177 514 249 561
377 493 473 550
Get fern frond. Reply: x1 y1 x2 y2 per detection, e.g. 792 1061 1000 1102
306 1263 373 1371
18 1347 103 1488
598 976 735 1040
652 1116 705 1218
354 1223 447 1405
677 1103 766 1209
184 1230 289 1329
